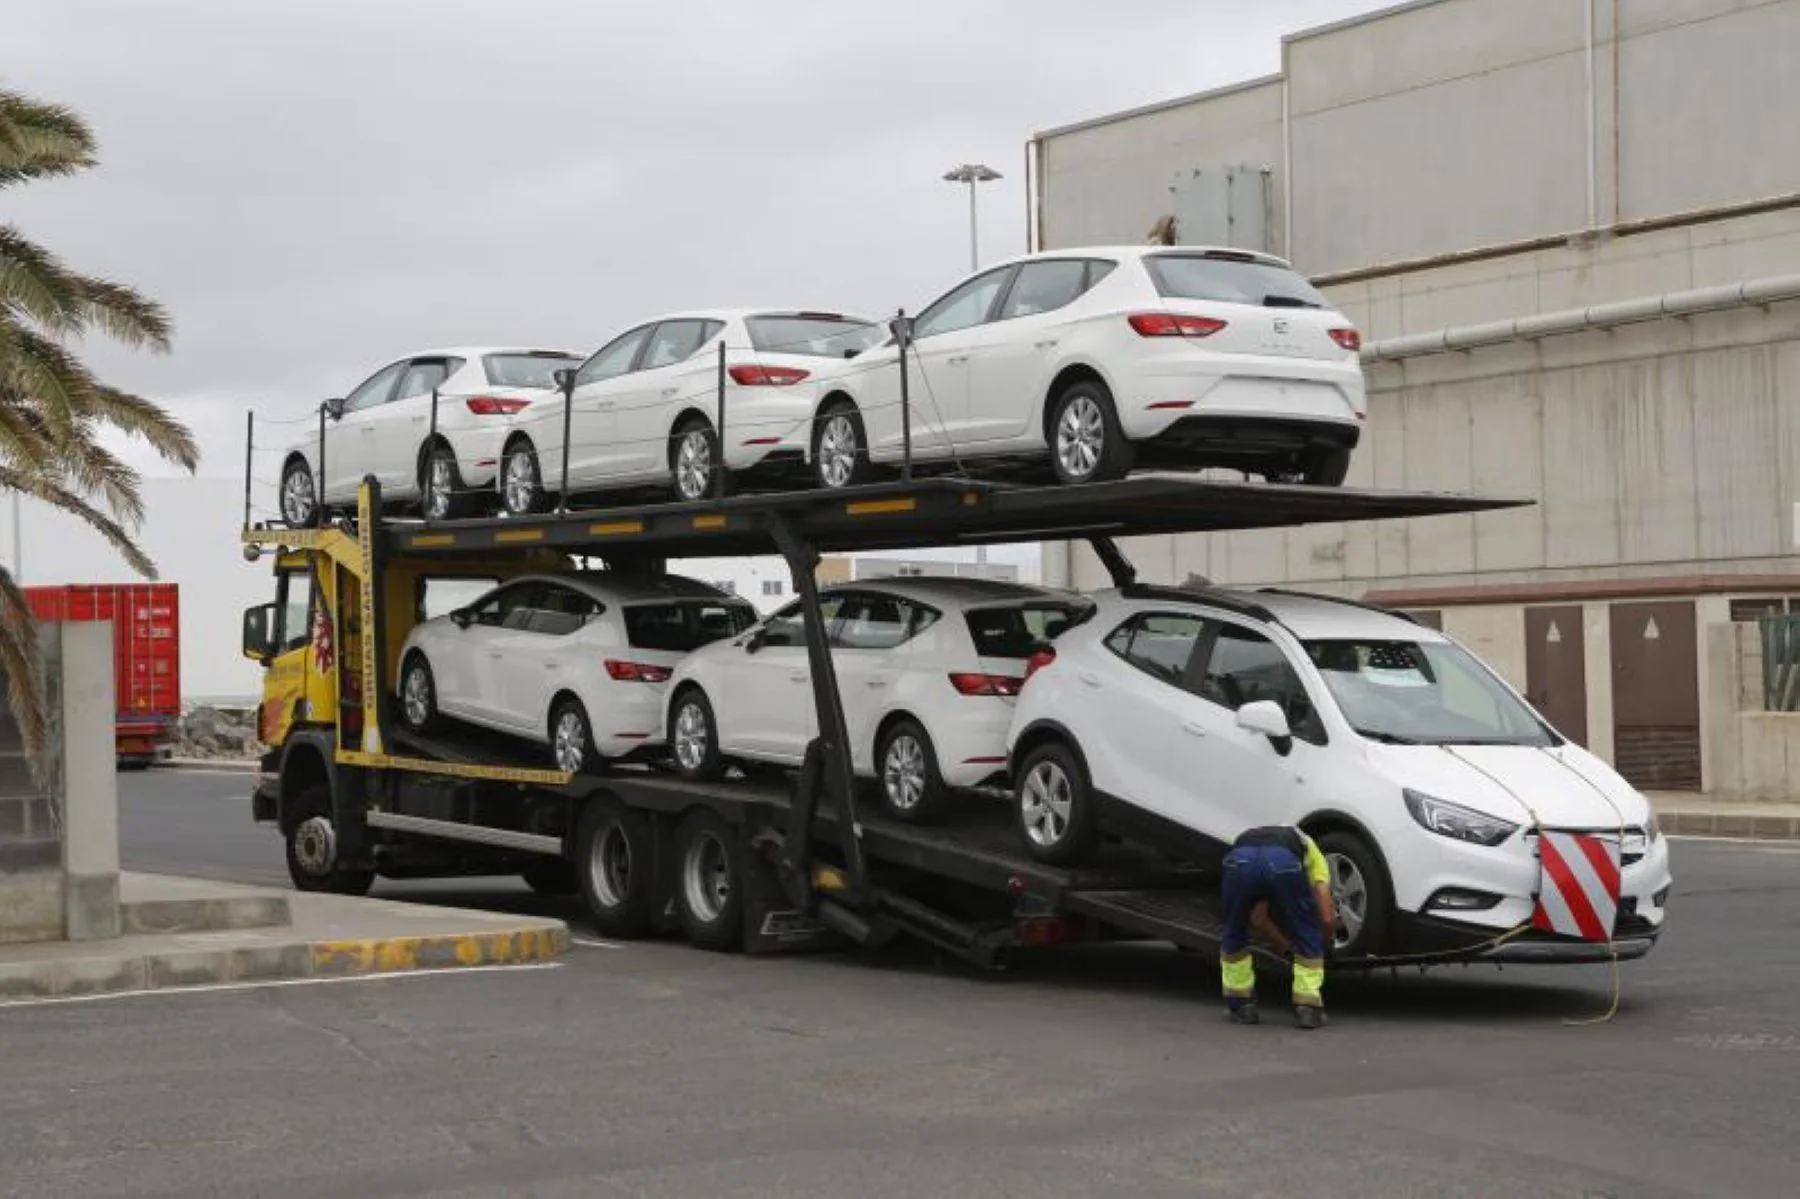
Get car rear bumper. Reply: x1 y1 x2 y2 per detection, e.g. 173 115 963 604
1134 414 1360 470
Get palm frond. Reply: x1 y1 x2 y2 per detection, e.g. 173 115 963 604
0 90 95 189
88 386 199 471
70 276 172 352
56 426 145 524
0 400 58 471
0 324 94 432
0 465 156 577
0 564 51 785
0 226 86 335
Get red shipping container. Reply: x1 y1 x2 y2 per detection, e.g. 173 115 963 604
25 583 180 765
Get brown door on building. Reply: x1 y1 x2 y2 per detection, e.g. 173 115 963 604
1524 606 1588 746
1609 601 1701 791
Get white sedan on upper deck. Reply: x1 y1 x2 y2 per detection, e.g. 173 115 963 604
803 245 1366 490
489 309 883 514
277 347 581 526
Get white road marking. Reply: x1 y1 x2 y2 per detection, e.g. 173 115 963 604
569 937 624 950
0 962 563 1011
1667 836 1800 852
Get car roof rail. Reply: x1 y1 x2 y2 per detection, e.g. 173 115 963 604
1254 587 1422 626
1118 582 1276 624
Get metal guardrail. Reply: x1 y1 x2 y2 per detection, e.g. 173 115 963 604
1761 615 1800 711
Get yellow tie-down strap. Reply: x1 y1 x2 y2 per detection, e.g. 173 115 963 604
335 750 574 787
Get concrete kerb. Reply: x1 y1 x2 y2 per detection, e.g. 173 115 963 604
154 758 260 774
1650 793 1800 842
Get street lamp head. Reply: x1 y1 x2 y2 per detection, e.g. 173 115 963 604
943 163 1002 184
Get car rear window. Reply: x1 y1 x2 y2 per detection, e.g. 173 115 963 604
745 315 883 358
483 352 581 389
965 602 1091 659
623 601 756 653
1144 252 1329 310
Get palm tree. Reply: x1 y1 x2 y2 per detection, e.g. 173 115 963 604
1 87 198 778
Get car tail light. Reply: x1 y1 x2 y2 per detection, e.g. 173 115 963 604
1128 313 1227 338
1328 328 1362 352
465 396 532 415
728 365 810 386
1023 646 1056 681
948 672 1023 697
605 659 673 683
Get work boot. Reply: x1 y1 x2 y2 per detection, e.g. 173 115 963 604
1227 1002 1260 1026
1294 1005 1328 1031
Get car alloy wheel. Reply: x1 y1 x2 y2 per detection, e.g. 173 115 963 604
817 412 859 488
503 444 541 515
1328 851 1368 951
675 426 713 501
402 660 432 728
554 707 589 773
682 827 732 924
1054 394 1105 481
1019 758 1073 848
281 460 317 526
424 450 455 519
673 701 709 773
882 732 928 812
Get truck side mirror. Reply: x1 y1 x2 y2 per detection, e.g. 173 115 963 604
242 602 278 661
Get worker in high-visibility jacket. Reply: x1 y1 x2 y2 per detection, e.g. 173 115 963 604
1219 825 1337 1029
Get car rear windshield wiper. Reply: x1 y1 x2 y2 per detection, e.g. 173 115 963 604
1263 294 1322 309
1355 728 1419 745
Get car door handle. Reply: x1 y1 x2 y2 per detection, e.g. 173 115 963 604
1034 339 1059 350
595 400 614 410
1078 670 1101 687
946 355 969 366
867 679 887 688
661 387 679 397
790 670 809 681
1181 720 1208 737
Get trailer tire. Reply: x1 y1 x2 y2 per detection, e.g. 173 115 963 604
575 801 656 938
520 859 579 897
673 808 743 952
284 784 374 895
876 717 950 823
1013 740 1097 866
1314 828 1392 959
669 687 725 781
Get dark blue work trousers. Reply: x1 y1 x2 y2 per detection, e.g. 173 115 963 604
1220 844 1324 962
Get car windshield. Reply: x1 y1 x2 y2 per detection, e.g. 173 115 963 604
965 601 1092 659
1144 252 1330 310
1304 638 1556 747
745 315 883 358
483 352 580 389
623 600 756 653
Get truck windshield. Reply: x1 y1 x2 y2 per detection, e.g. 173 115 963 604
624 601 757 653
1303 639 1556 747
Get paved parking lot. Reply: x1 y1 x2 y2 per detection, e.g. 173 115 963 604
7 766 1784 1196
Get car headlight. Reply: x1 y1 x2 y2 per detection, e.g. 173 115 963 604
1403 789 1519 847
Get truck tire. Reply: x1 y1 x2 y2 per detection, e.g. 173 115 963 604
284 784 374 895
876 717 950 824
672 808 743 952
1013 740 1097 866
573 800 656 939
1314 829 1392 959
520 860 579 897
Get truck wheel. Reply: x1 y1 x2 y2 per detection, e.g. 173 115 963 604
574 801 655 938
877 718 950 824
1014 741 1097 866
669 688 725 781
400 653 438 733
520 860 579 897
284 785 374 895
673 809 743 952
1314 829 1392 959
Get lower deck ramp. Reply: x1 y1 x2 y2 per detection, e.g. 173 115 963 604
1063 889 1229 950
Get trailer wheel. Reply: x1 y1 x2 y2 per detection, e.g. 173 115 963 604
574 801 655 938
673 809 743 952
669 687 725 781
1314 829 1391 958
1013 740 1097 866
876 718 949 823
284 784 374 895
520 860 579 897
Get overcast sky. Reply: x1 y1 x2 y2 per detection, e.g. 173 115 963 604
6 0 1390 694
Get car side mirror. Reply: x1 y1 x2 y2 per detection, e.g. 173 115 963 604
449 608 474 630
743 627 767 655
1236 699 1293 754
888 315 914 346
241 602 278 662
322 397 346 420
552 367 576 394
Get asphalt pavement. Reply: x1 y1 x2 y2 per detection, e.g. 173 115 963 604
3 766 1791 1197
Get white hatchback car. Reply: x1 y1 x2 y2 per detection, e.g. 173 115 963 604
664 578 1091 821
489 309 883 514
804 246 1364 490
277 347 581 526
1006 584 1671 962
396 573 755 773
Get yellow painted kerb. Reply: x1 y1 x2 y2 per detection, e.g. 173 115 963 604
310 926 569 976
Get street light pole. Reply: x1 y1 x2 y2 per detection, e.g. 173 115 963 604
942 163 1002 274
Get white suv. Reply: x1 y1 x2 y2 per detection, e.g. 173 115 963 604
397 573 754 773
805 246 1364 490
665 578 1091 821
1005 584 1671 961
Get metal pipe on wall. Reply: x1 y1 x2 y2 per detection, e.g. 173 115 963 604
1585 0 1598 229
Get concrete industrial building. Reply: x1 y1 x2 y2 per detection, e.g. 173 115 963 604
1028 0 1800 798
